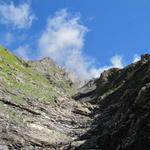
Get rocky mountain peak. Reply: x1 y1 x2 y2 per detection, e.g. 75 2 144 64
28 57 58 71
38 57 59 68
141 54 150 62
99 68 121 84
74 53 150 149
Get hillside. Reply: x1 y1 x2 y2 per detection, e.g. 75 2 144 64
74 54 150 150
0 46 76 102
0 46 150 150
0 46 93 149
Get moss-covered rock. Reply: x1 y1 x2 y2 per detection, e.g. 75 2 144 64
0 46 93 149
0 46 76 105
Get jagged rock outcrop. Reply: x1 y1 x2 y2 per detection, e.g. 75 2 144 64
74 54 150 150
0 45 150 150
0 46 93 149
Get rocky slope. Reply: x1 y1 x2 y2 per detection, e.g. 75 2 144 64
74 54 150 150
0 46 94 149
0 45 150 150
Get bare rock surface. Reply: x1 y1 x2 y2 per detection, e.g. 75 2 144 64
74 54 150 150
0 46 93 149
0 46 150 150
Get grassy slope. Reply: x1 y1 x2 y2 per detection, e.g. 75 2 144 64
0 46 75 106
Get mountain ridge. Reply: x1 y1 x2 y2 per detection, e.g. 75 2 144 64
74 53 150 150
0 45 150 150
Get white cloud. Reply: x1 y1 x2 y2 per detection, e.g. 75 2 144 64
0 32 14 46
5 32 14 45
38 9 90 79
111 54 123 68
90 54 124 78
133 54 141 63
0 2 36 29
15 45 30 60
89 66 110 78
38 9 124 80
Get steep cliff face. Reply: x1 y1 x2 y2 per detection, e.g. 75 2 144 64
75 54 150 150
0 45 150 150
0 46 93 149
0 46 75 102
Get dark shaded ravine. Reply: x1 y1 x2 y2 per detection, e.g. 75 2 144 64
73 54 150 150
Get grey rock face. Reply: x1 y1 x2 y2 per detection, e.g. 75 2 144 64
0 47 93 149
75 54 150 150
0 46 150 150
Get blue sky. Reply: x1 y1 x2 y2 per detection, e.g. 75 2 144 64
0 0 149 79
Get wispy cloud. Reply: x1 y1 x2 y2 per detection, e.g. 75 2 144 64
133 54 141 63
0 1 36 29
0 32 14 46
38 9 91 79
10 8 124 80
14 45 30 60
111 54 123 68
90 54 124 78
5 32 14 45
37 9 124 80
